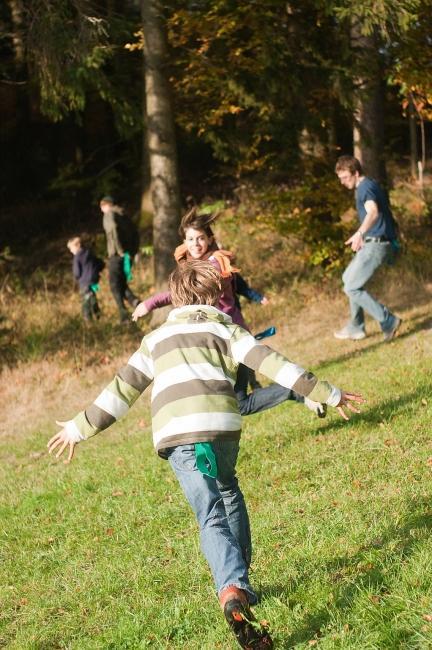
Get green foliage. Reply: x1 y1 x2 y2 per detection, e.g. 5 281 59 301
199 200 226 215
167 0 343 173
387 0 432 120
24 0 142 135
331 0 422 38
244 175 353 273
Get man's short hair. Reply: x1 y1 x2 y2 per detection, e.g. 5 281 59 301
335 155 363 175
169 260 222 307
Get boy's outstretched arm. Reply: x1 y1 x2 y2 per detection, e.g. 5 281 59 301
47 341 154 462
229 327 365 418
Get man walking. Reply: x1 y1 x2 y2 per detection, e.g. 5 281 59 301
99 196 140 322
334 155 401 341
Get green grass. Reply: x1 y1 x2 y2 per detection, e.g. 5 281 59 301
1 322 432 649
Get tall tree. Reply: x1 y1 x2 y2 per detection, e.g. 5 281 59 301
141 0 180 289
350 19 387 183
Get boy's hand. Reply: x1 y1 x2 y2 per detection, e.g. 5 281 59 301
132 302 149 321
260 296 270 305
335 391 365 420
47 421 77 464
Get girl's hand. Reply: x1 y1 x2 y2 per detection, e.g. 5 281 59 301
335 391 365 420
132 302 149 321
47 421 77 464
260 297 270 305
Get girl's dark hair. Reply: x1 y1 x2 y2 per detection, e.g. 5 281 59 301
178 207 218 239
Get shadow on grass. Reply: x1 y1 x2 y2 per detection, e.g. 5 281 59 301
0 312 144 370
260 499 432 649
313 379 432 437
271 498 432 648
258 372 432 647
316 312 432 374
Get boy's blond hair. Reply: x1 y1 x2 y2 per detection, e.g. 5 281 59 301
169 260 222 307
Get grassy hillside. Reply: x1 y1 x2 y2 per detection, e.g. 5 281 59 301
1 178 432 648
1 272 432 648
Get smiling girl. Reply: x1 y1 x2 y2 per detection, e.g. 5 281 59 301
132 208 247 327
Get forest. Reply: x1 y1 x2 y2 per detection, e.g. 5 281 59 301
1 0 431 285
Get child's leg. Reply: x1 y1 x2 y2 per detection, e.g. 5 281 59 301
108 256 128 319
213 439 252 568
235 364 326 417
88 290 100 318
81 289 93 321
124 285 140 308
167 443 256 604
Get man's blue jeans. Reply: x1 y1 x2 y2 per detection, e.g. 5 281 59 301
167 441 257 603
342 241 395 333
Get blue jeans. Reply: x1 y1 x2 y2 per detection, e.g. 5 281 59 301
342 242 396 333
167 442 256 603
235 363 302 415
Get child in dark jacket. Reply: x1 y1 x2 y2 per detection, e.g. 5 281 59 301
67 237 104 321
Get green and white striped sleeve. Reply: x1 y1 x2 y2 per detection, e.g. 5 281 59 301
69 338 154 441
229 326 341 406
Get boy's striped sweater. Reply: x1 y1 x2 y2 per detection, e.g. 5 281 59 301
67 305 341 456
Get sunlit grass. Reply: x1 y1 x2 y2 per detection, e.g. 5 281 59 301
1 299 432 647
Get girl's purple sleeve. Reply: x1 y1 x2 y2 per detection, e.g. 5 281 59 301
143 291 172 311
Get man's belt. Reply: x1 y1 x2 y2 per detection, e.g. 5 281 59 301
364 236 390 243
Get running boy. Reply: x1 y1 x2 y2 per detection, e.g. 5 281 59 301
67 236 104 321
48 260 364 649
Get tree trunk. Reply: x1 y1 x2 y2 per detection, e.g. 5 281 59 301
7 0 25 68
141 0 181 291
408 94 418 179
351 18 387 185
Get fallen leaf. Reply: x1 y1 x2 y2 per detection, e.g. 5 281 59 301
112 490 124 497
29 452 43 460
106 528 114 536
19 598 28 606
421 398 428 406
422 614 432 622
138 419 148 428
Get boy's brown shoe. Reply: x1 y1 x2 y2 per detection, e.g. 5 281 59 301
220 587 273 649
